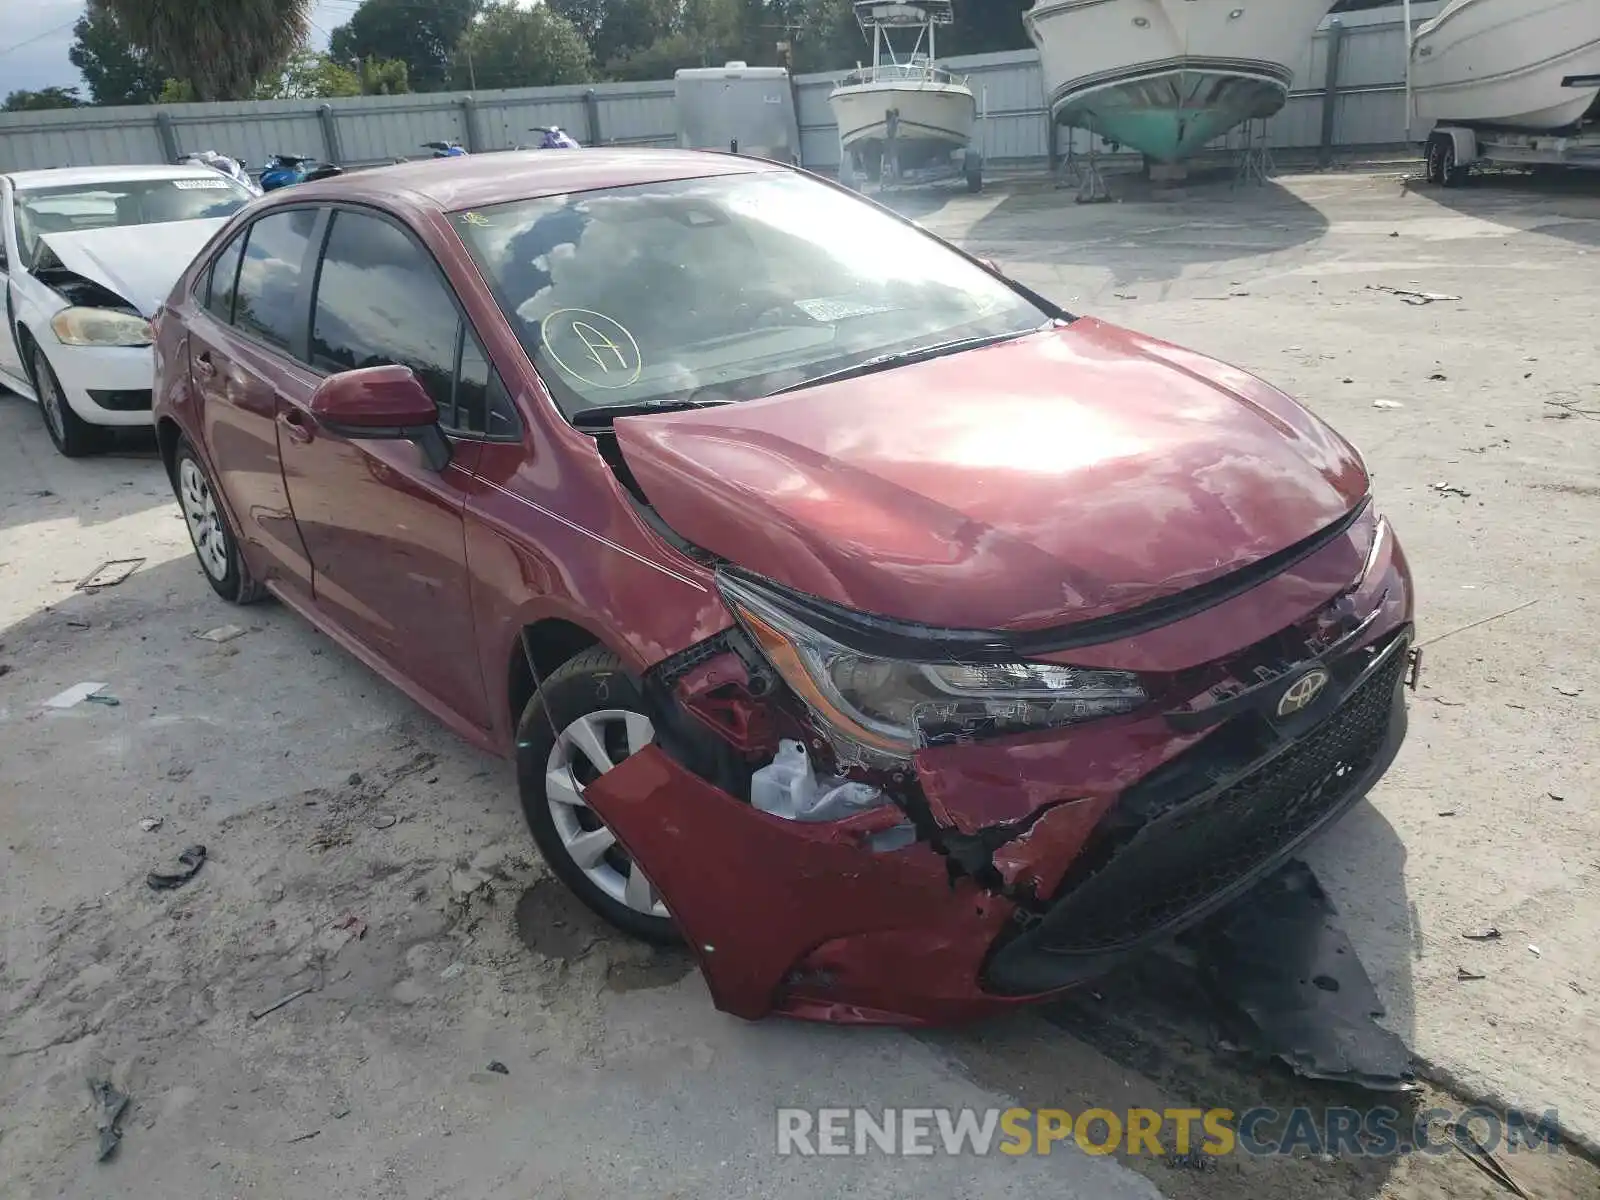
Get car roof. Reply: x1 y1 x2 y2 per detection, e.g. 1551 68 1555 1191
283 148 777 214
5 163 243 191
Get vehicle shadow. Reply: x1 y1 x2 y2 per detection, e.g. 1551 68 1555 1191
946 176 1332 295
928 799 1418 1200
0 389 169 536
1407 171 1600 247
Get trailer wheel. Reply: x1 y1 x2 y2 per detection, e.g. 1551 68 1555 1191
1425 134 1446 185
1440 138 1467 188
964 151 983 194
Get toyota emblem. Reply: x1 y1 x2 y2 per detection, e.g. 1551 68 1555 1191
1277 668 1331 718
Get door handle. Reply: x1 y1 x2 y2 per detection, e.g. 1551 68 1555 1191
194 351 216 380
277 408 314 444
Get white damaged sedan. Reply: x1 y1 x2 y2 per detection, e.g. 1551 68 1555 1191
0 163 256 456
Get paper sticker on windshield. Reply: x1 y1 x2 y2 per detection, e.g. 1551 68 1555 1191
794 297 897 323
459 211 492 227
540 309 643 389
173 177 234 189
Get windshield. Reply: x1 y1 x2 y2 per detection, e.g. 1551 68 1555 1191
449 171 1053 420
13 175 252 269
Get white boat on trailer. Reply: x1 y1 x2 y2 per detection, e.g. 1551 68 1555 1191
1410 0 1600 185
1412 0 1600 131
830 1 982 192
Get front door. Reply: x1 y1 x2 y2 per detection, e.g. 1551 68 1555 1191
188 207 319 595
276 207 491 731
0 179 29 392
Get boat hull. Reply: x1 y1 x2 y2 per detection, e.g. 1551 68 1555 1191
1412 0 1600 131
1024 0 1337 163
829 81 977 158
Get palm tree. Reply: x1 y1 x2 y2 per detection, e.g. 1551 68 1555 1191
97 0 312 102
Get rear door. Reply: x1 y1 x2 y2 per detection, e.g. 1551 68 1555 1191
277 205 500 731
186 206 320 596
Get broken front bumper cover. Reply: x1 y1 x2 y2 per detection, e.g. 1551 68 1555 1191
582 623 1414 1026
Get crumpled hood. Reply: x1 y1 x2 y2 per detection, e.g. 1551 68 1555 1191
36 218 228 316
613 318 1369 633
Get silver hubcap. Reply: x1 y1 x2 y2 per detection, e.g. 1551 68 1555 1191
544 709 667 918
179 458 230 581
36 358 64 442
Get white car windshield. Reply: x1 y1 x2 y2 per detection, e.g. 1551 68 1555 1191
449 171 1053 421
13 175 253 269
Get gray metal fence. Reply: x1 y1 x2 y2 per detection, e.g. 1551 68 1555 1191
0 3 1439 175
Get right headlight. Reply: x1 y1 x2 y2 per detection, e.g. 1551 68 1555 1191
718 573 1148 762
50 307 152 347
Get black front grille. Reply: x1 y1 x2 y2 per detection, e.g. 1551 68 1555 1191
87 388 153 412
1026 642 1407 957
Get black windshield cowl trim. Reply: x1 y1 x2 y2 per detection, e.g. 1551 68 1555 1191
766 325 1058 398
571 398 735 430
717 497 1373 663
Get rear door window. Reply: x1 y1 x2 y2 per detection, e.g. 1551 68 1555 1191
233 208 318 352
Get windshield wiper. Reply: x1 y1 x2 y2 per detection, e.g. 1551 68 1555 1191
570 398 732 429
765 327 1047 397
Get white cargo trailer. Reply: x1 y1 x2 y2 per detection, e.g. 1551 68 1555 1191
673 63 802 166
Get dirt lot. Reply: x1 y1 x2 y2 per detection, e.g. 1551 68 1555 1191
1 168 1596 1200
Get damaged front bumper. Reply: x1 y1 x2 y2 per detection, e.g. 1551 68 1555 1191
575 503 1417 1025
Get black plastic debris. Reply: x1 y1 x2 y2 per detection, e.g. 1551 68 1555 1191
1189 859 1414 1091
147 845 207 891
88 1077 129 1161
487 1061 510 1075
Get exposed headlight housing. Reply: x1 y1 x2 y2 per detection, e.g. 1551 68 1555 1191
718 573 1148 763
50 307 152 347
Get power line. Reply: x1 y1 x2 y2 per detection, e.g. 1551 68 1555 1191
0 17 80 61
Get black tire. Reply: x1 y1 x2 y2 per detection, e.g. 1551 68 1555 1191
1424 135 1446 185
173 438 268 604
31 343 99 458
965 164 984 194
515 647 680 945
1440 139 1466 188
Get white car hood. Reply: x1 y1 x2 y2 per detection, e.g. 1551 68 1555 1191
35 218 228 317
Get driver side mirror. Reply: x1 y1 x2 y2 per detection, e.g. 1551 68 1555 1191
310 364 451 472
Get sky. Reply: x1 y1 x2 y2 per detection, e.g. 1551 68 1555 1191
0 0 353 97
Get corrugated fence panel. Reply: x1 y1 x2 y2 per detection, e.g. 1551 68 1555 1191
596 86 677 147
0 106 167 170
0 7 1443 176
170 103 327 167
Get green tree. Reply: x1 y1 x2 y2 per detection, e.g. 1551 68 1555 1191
604 0 745 80
949 0 1032 56
69 2 169 105
452 3 594 90
329 0 479 93
3 87 86 111
97 0 312 101
356 57 411 95
258 49 363 99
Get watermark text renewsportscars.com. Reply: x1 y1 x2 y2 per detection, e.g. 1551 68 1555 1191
775 1106 1562 1158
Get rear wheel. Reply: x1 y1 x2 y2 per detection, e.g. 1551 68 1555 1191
516 648 678 945
174 438 268 604
32 345 98 458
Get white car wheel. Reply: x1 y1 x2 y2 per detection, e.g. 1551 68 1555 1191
544 708 669 919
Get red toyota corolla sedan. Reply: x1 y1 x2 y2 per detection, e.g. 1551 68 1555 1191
152 150 1416 1026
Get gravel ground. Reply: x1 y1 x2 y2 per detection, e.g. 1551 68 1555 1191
1 166 1595 1199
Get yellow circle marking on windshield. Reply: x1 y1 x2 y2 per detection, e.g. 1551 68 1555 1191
540 308 643 389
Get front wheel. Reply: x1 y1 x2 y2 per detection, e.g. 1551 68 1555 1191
516 648 678 945
174 439 268 604
32 345 98 458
